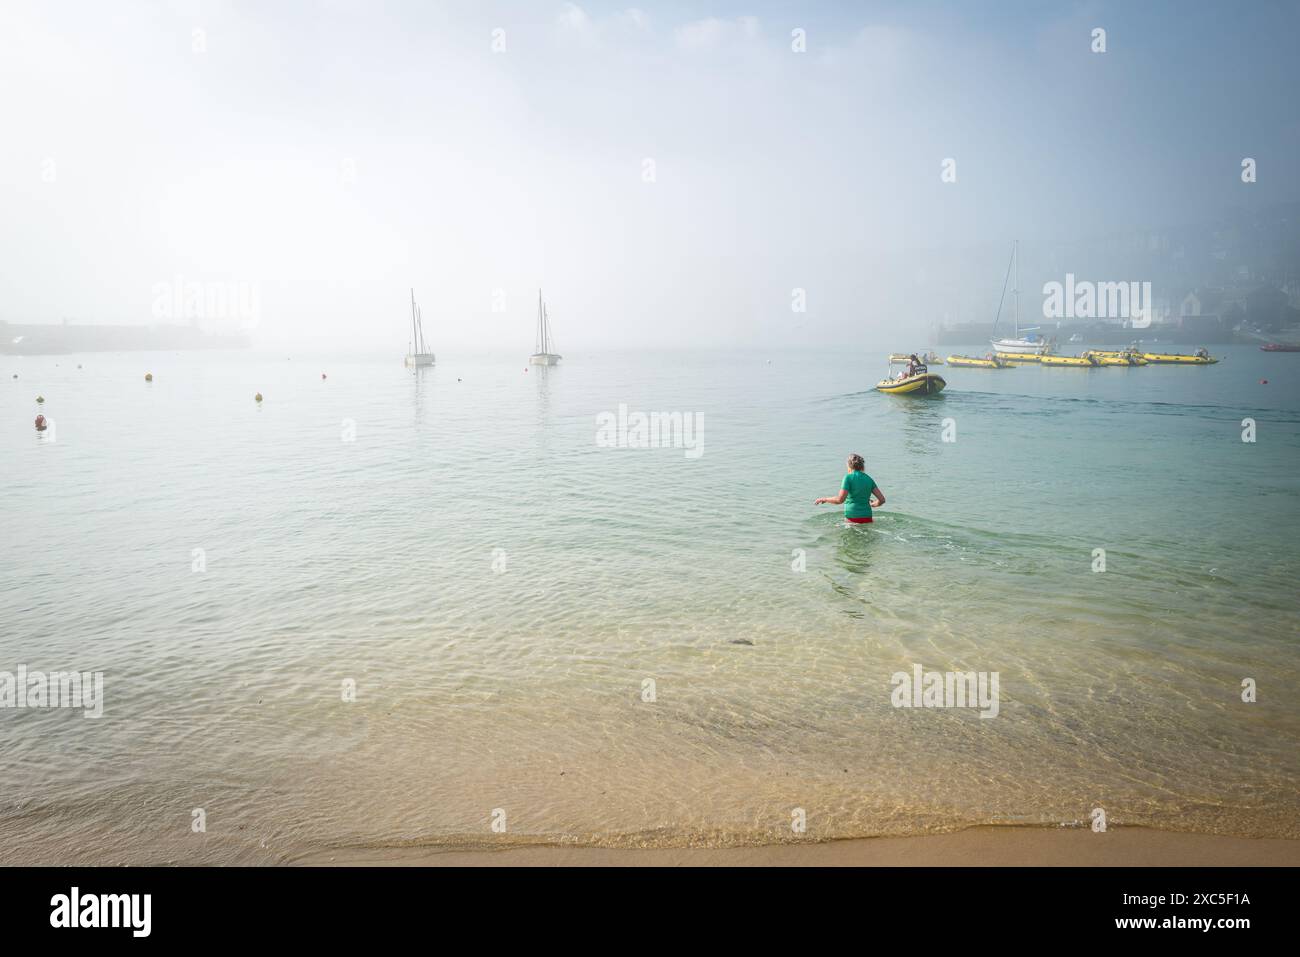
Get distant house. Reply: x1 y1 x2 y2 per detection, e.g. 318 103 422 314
1246 285 1290 329
1175 287 1225 340
1180 287 1226 318
1283 277 1300 310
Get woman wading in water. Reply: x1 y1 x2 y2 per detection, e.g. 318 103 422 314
814 453 884 524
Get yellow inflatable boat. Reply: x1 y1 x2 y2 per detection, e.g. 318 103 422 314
1083 351 1144 366
946 355 1012 368
1088 350 1148 365
889 352 944 365
993 351 1043 363
876 372 947 395
1141 352 1218 364
1040 353 1100 367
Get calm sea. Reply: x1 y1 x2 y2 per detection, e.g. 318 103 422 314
2 345 1297 863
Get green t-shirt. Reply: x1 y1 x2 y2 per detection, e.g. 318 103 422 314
841 471 877 519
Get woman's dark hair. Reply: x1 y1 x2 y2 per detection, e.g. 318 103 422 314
847 453 865 471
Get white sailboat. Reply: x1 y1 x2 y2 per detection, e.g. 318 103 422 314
990 240 1053 355
403 287 435 367
529 289 562 366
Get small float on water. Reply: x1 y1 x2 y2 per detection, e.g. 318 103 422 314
946 354 1012 369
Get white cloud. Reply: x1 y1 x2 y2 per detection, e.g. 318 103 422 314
674 16 761 51
557 2 598 44
814 23 914 74
557 4 651 47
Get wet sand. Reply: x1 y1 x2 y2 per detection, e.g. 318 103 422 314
305 827 1300 866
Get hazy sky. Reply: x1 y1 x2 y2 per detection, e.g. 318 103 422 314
1 0 1297 351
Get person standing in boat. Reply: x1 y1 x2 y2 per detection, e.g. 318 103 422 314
814 453 885 524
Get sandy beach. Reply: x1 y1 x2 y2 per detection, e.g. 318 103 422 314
303 827 1300 867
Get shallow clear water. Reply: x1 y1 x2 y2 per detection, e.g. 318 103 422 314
1 345 1297 863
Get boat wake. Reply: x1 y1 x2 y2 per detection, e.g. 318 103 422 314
915 388 1300 424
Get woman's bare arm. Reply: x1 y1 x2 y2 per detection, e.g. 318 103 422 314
814 490 848 506
871 485 885 507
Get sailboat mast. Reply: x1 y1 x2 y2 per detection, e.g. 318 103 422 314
1013 240 1020 338
410 288 417 355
